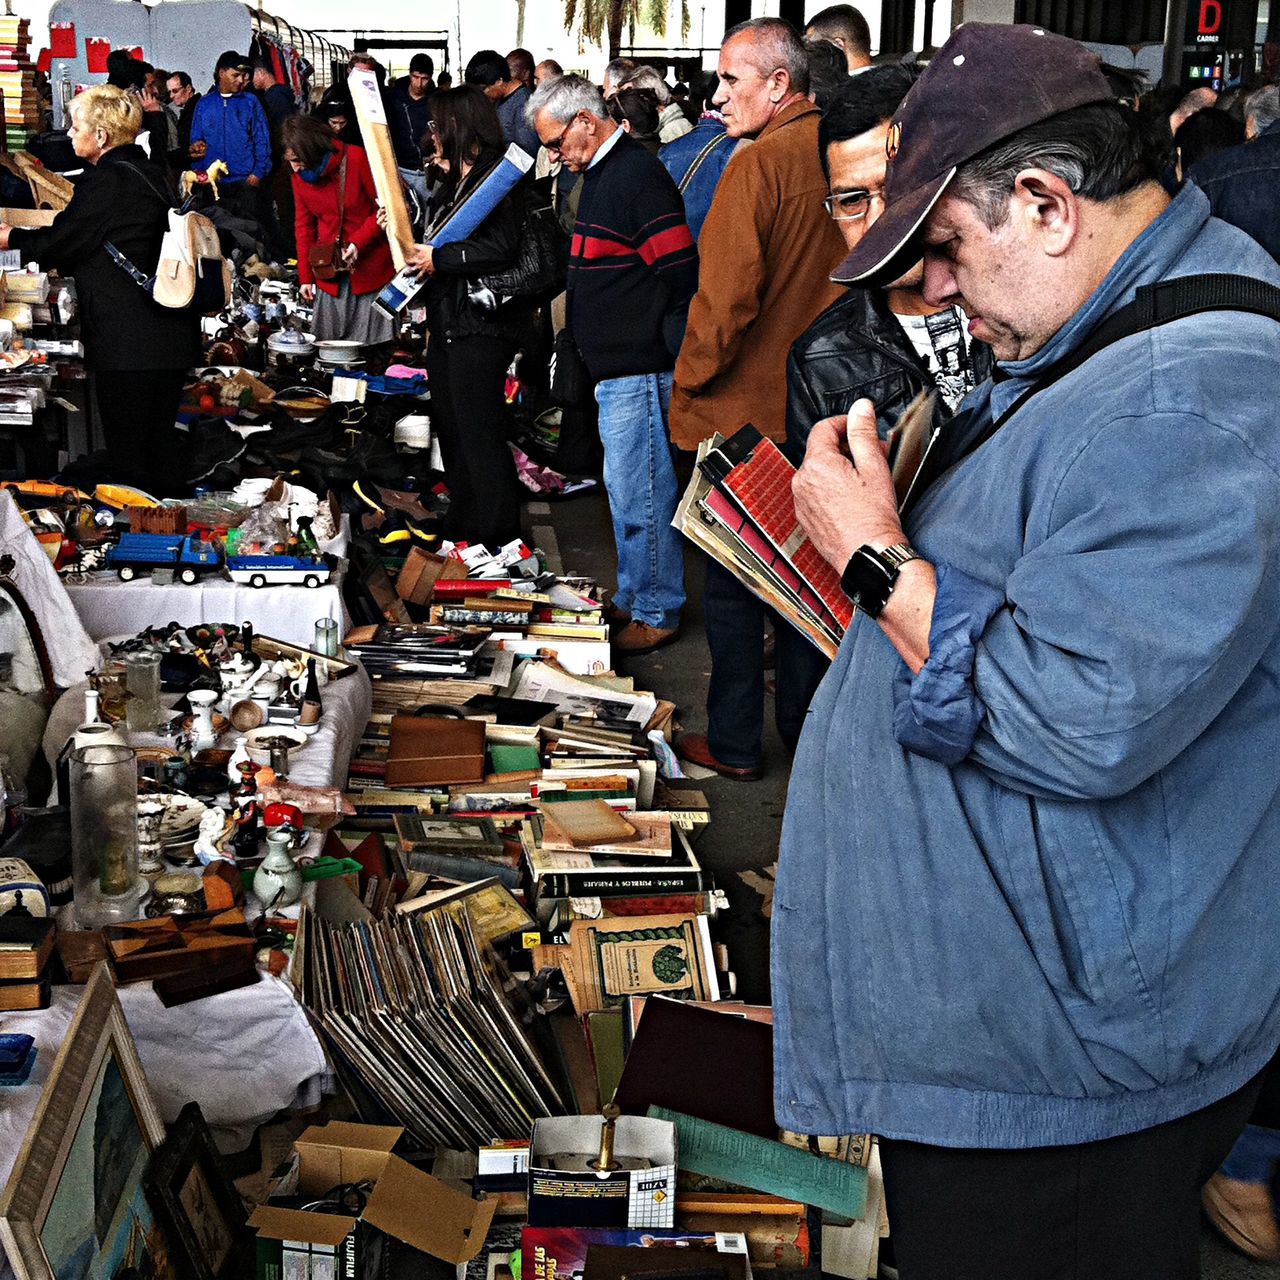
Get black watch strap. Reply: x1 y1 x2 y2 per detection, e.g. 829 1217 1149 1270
840 542 921 618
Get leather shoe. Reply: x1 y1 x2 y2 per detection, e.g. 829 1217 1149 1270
1202 1172 1280 1260
614 620 679 654
603 601 632 628
675 732 762 781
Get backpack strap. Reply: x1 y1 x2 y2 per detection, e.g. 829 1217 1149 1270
115 158 177 209
902 273 1280 518
103 159 177 293
103 241 154 292
678 130 731 195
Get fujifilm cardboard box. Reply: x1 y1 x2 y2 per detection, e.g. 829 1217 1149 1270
249 1121 496 1280
528 1114 677 1230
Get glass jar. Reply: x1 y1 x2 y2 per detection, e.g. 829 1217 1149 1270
125 652 162 734
70 743 142 928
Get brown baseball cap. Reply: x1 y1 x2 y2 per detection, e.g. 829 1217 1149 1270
832 23 1114 286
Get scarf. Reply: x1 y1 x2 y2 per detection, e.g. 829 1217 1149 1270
298 145 340 185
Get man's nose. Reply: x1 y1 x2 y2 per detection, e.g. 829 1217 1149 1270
922 254 957 308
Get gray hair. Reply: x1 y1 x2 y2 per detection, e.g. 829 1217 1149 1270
527 73 609 127
723 17 810 97
951 101 1162 230
618 64 673 106
1245 85 1280 136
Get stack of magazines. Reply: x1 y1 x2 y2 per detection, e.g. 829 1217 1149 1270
343 624 491 679
674 391 936 659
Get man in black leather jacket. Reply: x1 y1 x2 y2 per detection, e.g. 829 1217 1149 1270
776 66 994 744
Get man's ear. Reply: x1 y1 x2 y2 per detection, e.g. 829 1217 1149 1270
769 68 791 104
1011 167 1078 258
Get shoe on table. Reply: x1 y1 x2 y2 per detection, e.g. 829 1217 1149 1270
674 732 762 781
1202 1172 1280 1260
614 620 678 655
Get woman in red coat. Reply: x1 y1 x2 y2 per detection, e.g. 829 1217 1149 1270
283 114 394 344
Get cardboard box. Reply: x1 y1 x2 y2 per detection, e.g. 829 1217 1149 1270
528 1114 677 1230
249 1121 497 1280
0 208 56 228
396 546 466 605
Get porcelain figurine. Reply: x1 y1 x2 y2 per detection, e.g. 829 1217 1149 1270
194 807 232 865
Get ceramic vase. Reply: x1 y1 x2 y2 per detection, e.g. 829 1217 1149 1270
253 829 303 910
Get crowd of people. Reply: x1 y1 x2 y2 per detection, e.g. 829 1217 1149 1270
9 19 1280 1274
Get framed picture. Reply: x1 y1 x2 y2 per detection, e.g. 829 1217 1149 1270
0 963 172 1280
142 1102 246 1280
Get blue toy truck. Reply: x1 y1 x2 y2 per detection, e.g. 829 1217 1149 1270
105 533 221 584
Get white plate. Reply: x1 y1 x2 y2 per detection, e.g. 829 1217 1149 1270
157 793 208 843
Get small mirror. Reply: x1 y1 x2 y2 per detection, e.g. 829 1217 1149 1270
0 553 56 795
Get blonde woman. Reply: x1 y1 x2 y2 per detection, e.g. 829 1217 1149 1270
0 85 199 491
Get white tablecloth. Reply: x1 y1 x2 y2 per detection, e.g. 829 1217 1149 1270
63 567 347 649
0 976 328 1188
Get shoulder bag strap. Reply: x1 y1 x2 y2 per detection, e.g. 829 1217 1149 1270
678 131 730 194
901 273 1280 518
336 151 348 249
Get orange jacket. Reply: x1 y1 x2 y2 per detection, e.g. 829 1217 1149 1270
670 99 847 449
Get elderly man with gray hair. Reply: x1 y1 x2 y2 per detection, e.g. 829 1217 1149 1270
615 64 693 143
1190 83 1280 263
528 74 698 654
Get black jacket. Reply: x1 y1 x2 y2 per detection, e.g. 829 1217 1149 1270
784 286 994 465
426 166 529 344
169 94 200 171
387 79 434 171
1190 119 1280 264
9 146 201 372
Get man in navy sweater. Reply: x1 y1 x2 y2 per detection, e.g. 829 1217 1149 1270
530 75 699 653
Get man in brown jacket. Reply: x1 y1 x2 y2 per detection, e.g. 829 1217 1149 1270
671 17 847 779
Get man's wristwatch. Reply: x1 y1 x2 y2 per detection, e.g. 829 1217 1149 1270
840 542 922 618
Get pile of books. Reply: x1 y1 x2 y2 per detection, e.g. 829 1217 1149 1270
0 16 40 150
0 913 54 1012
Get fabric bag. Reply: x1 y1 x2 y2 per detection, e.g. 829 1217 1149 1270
307 153 348 282
105 162 232 314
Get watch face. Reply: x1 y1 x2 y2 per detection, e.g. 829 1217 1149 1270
841 547 894 618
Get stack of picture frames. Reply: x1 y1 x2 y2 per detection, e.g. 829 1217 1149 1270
0 964 248 1280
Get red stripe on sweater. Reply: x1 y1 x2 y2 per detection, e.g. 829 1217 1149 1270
637 223 694 265
573 232 636 261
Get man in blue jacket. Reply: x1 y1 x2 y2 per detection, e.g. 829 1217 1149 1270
773 23 1280 1278
190 50 272 232
1190 84 1280 262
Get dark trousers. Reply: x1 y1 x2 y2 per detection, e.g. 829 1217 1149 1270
773 615 831 750
426 332 522 547
94 367 188 494
704 558 767 769
879 1072 1263 1280
704 558 833 763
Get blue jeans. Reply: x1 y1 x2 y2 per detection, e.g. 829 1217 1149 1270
1220 1123 1280 1185
595 372 685 630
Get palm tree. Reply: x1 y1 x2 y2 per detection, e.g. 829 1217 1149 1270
563 0 691 62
